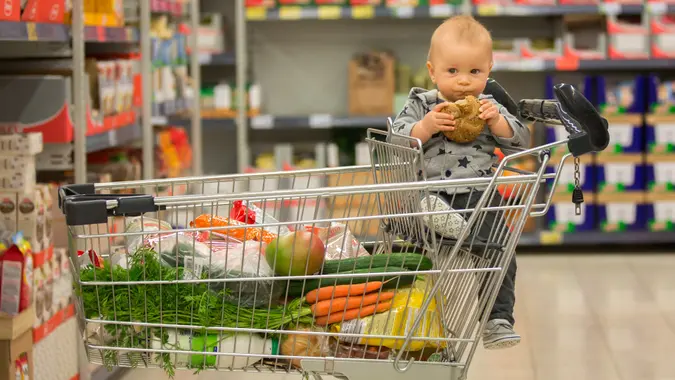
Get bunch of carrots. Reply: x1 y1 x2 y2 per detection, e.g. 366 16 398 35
305 281 394 326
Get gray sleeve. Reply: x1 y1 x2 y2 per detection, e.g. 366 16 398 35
391 97 425 137
484 95 530 155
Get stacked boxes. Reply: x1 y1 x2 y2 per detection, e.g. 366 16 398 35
595 75 649 232
545 73 675 234
0 133 50 253
645 74 675 231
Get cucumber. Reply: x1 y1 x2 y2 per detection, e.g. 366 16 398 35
286 266 417 298
321 253 433 274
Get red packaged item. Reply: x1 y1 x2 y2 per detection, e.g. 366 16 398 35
77 249 104 269
0 243 33 315
230 200 257 224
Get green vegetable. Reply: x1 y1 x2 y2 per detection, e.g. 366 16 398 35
320 253 433 274
77 248 312 377
286 266 417 298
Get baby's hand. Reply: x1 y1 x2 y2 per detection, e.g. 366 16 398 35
420 102 456 134
479 99 501 126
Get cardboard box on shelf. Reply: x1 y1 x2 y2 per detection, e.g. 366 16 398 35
595 191 647 232
348 51 395 117
0 328 33 380
0 0 20 21
21 0 65 24
0 307 35 341
606 14 649 59
645 154 675 194
644 193 675 232
651 15 675 58
595 154 645 194
546 192 597 233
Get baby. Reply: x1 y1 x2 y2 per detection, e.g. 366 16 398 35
392 15 530 350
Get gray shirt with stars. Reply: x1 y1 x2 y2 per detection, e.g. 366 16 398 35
391 87 531 195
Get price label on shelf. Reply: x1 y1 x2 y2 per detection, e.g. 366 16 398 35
246 7 268 20
279 6 303 20
539 231 562 245
476 4 501 16
251 115 274 129
351 5 374 19
429 4 453 18
26 23 37 41
309 114 333 129
317 5 341 19
394 6 414 19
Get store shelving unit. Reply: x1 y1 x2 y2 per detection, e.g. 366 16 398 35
209 0 675 248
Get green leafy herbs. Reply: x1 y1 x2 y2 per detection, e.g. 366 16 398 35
76 248 312 377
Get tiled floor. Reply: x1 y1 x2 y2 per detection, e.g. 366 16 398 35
118 253 675 380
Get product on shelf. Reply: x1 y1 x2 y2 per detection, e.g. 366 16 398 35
198 13 226 54
562 15 607 60
607 14 649 59
348 51 395 117
0 0 20 21
22 0 66 24
651 15 675 58
0 309 34 379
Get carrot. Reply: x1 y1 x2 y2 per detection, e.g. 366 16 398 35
304 282 383 304
311 292 395 317
314 301 392 326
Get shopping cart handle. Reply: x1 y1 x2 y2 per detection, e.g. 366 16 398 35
518 83 609 156
58 184 163 226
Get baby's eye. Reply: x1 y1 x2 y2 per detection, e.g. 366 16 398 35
471 69 481 74
448 68 458 74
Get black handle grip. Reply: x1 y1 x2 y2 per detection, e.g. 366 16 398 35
59 184 164 226
518 99 560 123
516 83 610 157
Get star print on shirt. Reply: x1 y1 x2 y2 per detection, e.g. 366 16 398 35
438 147 446 155
488 151 497 159
511 141 522 147
458 157 471 168
445 169 452 178
399 105 409 116
473 144 483 151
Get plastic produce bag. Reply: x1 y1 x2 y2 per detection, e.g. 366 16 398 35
330 277 446 351
230 200 292 235
124 217 173 253
304 223 370 261
146 232 284 308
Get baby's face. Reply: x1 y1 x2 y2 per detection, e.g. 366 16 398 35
427 40 492 102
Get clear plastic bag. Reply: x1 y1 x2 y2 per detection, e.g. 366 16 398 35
303 223 370 261
145 232 283 307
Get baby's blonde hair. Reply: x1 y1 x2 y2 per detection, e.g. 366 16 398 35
427 15 493 61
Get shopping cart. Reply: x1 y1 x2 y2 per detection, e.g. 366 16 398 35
59 82 609 380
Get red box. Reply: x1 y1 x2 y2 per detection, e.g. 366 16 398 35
21 0 65 24
0 0 20 21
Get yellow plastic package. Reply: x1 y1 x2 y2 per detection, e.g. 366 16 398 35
330 277 447 351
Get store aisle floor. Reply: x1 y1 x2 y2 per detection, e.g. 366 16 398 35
120 253 675 380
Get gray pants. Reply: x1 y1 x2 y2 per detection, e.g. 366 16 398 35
438 190 517 326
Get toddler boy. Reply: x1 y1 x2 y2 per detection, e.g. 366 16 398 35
391 15 530 349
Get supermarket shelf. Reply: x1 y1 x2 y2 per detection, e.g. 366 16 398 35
87 123 141 153
492 58 675 72
152 97 193 125
151 0 187 16
83 26 139 43
245 4 645 21
519 231 675 247
171 115 388 129
199 52 236 65
0 21 138 43
0 21 69 42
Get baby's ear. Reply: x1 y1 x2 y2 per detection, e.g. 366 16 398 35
426 61 435 83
